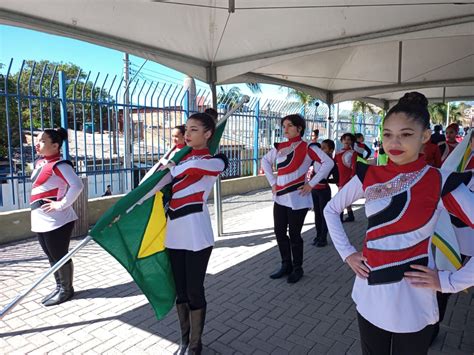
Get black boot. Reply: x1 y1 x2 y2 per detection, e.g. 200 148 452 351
287 267 304 283
344 209 355 223
270 262 293 279
175 303 190 355
41 271 61 304
43 261 74 306
188 307 206 355
288 243 304 283
340 213 344 222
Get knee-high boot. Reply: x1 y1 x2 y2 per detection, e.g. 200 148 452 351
188 306 206 355
175 303 190 354
43 261 74 306
41 270 61 304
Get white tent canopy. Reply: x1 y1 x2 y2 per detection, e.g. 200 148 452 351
1 0 473 105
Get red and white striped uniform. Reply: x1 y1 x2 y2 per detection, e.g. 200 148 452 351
165 148 227 251
261 136 334 210
335 147 357 187
324 157 473 332
438 140 458 163
30 154 84 233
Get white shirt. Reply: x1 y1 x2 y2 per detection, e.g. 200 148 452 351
165 150 226 251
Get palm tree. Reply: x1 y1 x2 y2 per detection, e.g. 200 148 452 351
352 101 376 115
428 103 447 125
245 82 262 94
217 86 242 108
286 89 318 116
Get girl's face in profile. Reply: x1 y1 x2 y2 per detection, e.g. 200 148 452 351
185 119 211 149
382 112 430 165
35 132 59 157
282 119 301 140
445 127 457 142
171 128 185 146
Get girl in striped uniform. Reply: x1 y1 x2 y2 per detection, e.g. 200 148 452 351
311 139 339 247
325 92 473 355
165 113 227 355
31 128 84 306
335 133 357 222
140 125 186 184
262 114 334 283
438 123 459 163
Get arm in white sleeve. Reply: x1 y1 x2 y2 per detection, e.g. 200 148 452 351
261 148 277 187
439 257 474 293
324 176 365 261
171 156 225 178
308 146 334 188
54 164 84 211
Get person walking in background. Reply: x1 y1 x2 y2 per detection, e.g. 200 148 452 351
262 114 333 283
31 128 84 306
102 185 112 196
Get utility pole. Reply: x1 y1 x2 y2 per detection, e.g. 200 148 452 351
123 53 131 193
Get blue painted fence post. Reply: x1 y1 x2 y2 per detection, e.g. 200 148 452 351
253 100 260 176
58 71 70 160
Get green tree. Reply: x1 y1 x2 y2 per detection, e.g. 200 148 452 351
0 74 20 158
10 60 113 130
352 100 377 115
286 89 317 116
428 103 447 125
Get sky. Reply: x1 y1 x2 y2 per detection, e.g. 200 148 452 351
0 24 301 104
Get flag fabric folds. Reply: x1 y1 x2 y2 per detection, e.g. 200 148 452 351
433 129 472 272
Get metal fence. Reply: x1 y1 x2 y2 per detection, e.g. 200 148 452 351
0 59 380 211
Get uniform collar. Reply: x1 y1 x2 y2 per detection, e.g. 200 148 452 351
43 153 61 162
386 155 427 173
189 148 210 156
288 136 302 143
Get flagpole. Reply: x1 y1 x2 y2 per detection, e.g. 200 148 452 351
0 235 93 320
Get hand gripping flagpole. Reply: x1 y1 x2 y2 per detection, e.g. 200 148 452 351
0 95 250 320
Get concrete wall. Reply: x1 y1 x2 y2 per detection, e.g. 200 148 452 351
0 175 271 245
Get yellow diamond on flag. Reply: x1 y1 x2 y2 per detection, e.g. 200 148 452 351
138 192 167 258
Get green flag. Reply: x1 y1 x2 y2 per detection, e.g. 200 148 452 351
377 116 388 166
350 113 356 134
90 117 229 320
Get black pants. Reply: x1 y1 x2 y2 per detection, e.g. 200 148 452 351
37 221 75 266
273 202 308 268
311 187 331 243
168 247 212 310
357 312 435 355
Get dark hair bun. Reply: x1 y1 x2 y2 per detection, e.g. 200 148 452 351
56 127 68 141
398 92 428 109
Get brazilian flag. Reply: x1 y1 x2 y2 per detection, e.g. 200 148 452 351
90 119 228 320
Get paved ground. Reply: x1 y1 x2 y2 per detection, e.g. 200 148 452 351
0 189 473 354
